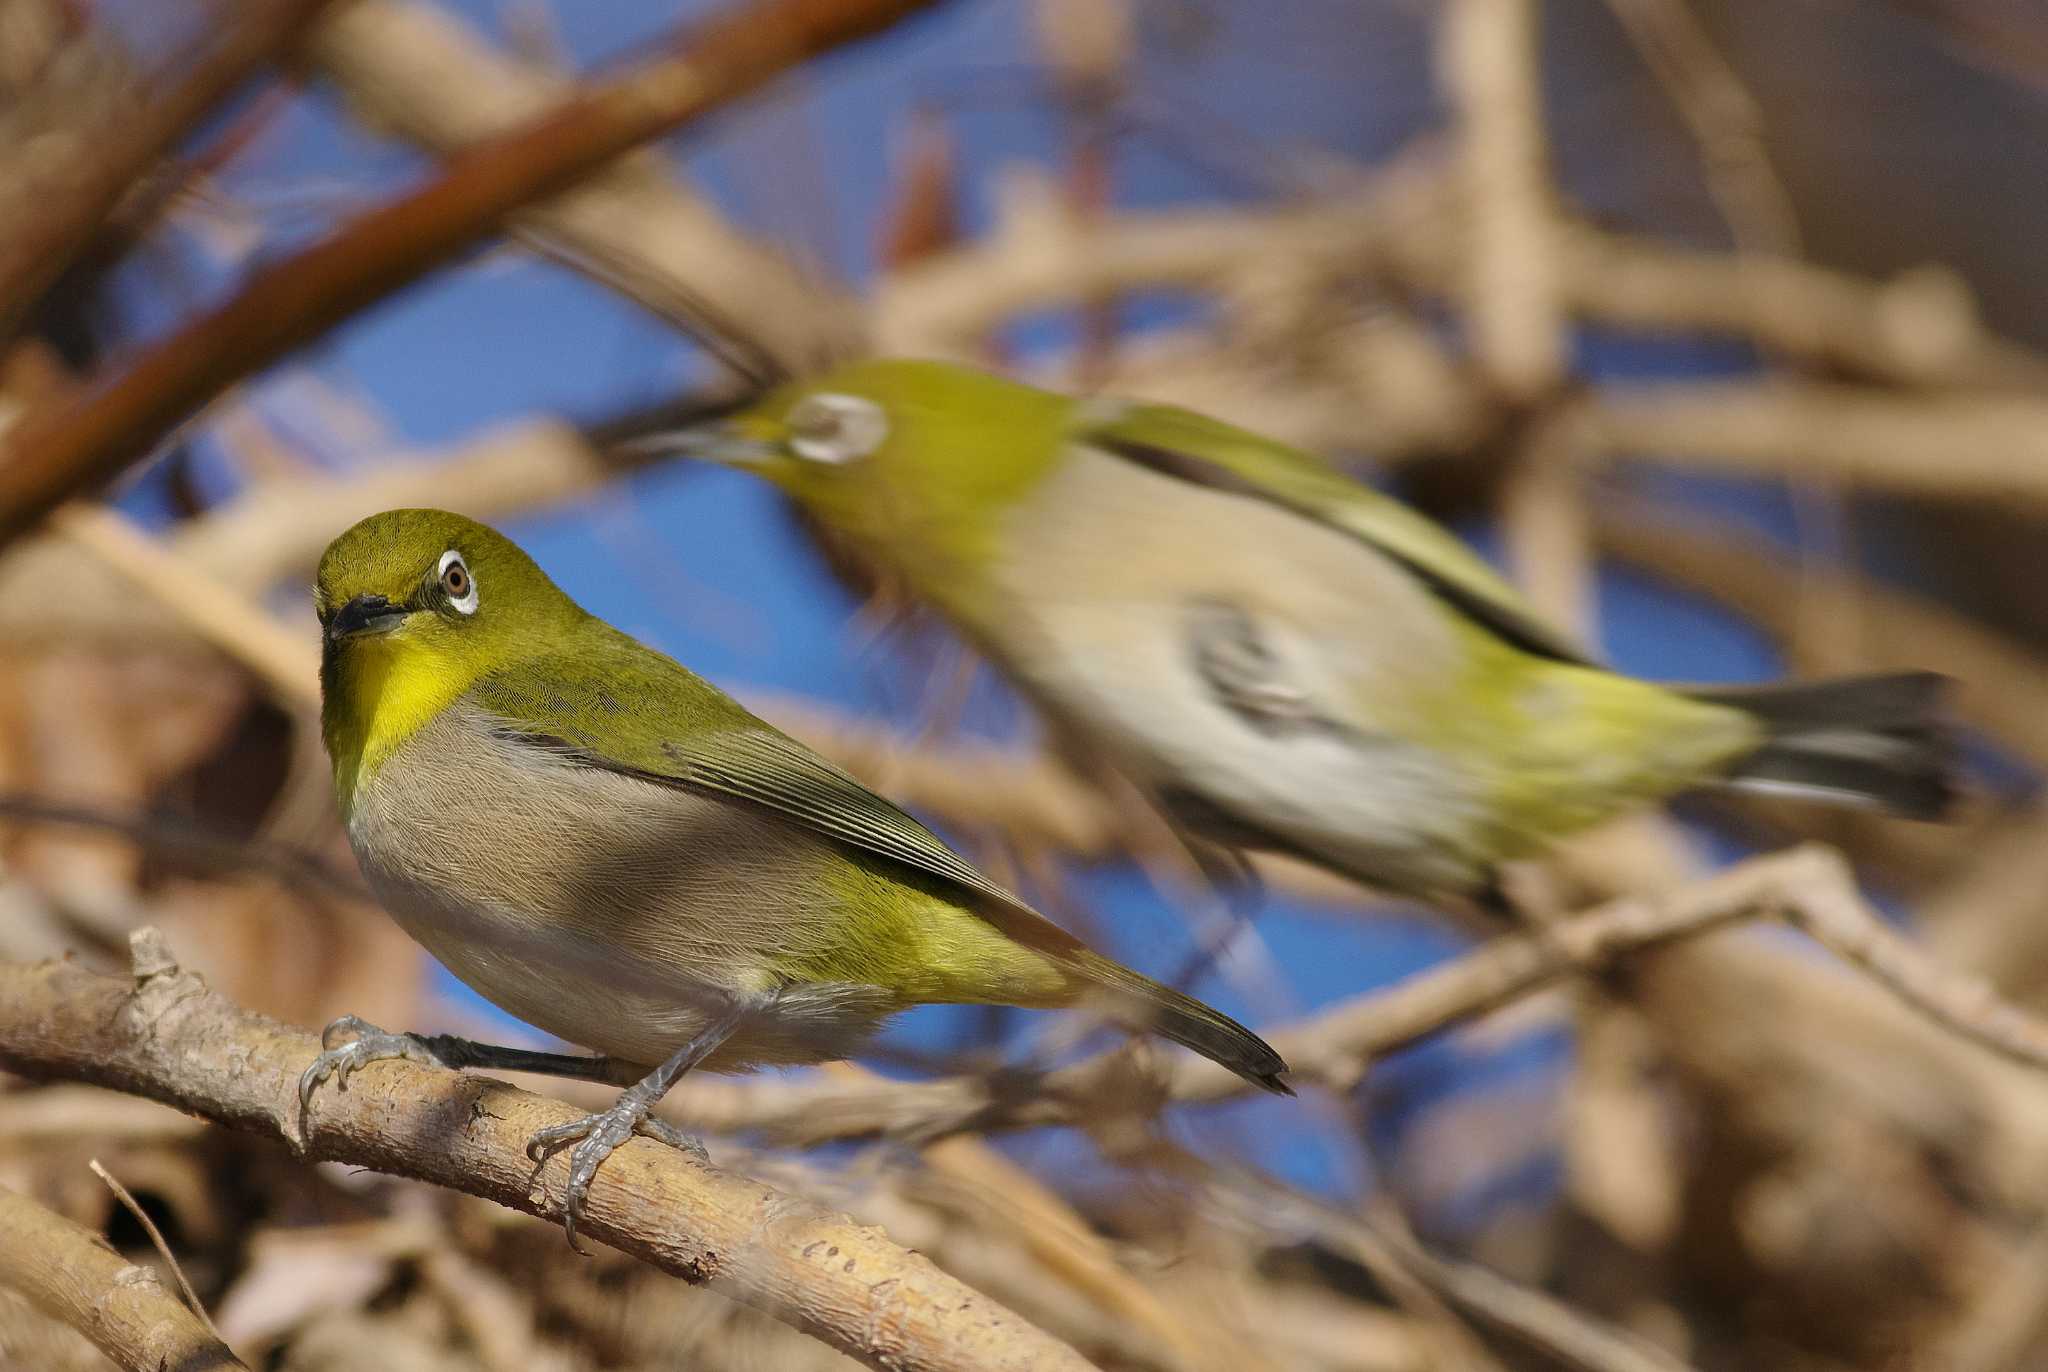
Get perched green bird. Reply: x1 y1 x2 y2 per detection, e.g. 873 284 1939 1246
658 359 1956 907
304 509 1289 1246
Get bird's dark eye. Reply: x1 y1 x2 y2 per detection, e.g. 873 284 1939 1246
437 549 478 615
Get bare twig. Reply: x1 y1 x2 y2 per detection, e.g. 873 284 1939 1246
1585 381 2048 500
1601 0 1802 256
1779 854 2048 1072
0 418 623 652
0 1182 247 1372
89 1156 224 1344
1216 1177 1693 1372
0 0 946 546
914 1124 1255 1372
49 504 319 705
0 930 1094 1372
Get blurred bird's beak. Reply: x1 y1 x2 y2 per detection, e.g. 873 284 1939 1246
619 418 782 469
328 593 409 641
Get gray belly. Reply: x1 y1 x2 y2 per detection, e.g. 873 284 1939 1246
347 707 896 1069
985 451 1495 895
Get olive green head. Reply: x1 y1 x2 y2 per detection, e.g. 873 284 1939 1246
671 359 1073 582
315 509 585 801
315 509 584 655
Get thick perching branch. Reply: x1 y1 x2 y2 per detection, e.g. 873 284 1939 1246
0 931 1093 1372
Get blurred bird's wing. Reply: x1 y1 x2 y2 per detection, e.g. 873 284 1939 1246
1075 400 1593 664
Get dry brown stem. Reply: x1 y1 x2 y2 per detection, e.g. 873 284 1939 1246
1441 0 1565 400
0 0 945 546
0 419 614 652
0 930 1095 1372
0 1182 246 1371
48 504 319 706
1601 0 1802 256
88 1156 224 1345
1586 382 2048 500
1221 1181 1694 1372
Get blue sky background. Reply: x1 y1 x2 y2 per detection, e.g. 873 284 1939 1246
104 0 1875 1221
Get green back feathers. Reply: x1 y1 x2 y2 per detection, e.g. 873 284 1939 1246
1071 399 1591 663
470 626 1288 1091
745 360 1587 663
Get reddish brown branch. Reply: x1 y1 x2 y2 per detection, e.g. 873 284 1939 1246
0 0 945 547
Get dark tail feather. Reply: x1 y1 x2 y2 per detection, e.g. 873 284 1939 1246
1071 950 1293 1096
1689 671 1959 820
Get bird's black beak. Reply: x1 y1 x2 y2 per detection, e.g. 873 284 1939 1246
327 594 410 641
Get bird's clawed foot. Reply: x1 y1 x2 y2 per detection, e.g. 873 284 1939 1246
297 1015 452 1139
524 1091 708 1253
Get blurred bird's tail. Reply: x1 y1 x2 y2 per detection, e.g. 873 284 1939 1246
1068 950 1294 1096
1692 671 1959 819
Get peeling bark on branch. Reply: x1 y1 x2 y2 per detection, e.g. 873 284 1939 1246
0 933 1093 1372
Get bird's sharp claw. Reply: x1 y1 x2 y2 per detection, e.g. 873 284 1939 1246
297 1019 444 1141
638 1117 710 1161
524 1103 708 1252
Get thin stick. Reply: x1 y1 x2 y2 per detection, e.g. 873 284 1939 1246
1213 1173 1695 1372
656 845 2048 1147
0 1183 246 1372
89 1156 224 1345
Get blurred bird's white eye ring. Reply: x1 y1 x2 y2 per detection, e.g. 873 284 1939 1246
438 549 478 615
786 393 887 465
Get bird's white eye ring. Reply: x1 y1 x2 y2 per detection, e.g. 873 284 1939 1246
787 393 887 465
438 549 478 615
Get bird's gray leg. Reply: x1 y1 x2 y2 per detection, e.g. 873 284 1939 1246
298 1015 637 1134
297 1017 632 1147
524 992 768 1254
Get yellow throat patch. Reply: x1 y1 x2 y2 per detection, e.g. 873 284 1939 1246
324 633 471 815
